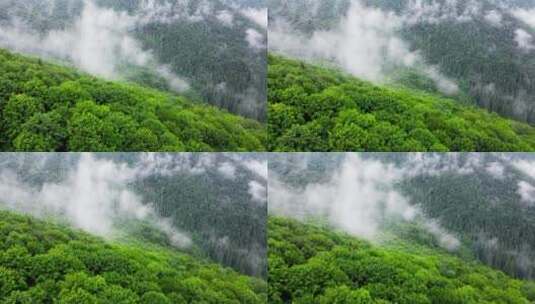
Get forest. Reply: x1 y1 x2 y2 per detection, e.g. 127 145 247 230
0 0 267 121
268 216 535 304
268 153 535 303
0 48 266 152
268 55 535 152
0 153 268 278
0 210 267 303
268 0 535 125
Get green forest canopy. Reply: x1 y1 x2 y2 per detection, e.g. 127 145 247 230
268 54 535 152
0 210 267 303
0 48 266 152
268 216 535 304
0 0 267 121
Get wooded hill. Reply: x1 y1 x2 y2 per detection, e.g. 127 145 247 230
268 0 535 125
0 48 266 152
269 216 535 304
0 0 267 121
268 55 535 152
0 210 267 303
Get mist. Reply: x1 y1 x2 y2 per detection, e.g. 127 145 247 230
269 153 461 251
0 0 190 92
269 0 460 95
0 153 192 248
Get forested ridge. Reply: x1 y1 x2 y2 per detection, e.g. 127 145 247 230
0 153 268 278
268 55 535 152
401 162 535 280
268 153 535 283
0 0 267 121
0 210 267 303
268 216 535 304
268 0 535 125
132 156 268 278
0 48 266 152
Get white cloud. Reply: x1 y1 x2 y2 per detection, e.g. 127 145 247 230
246 28 265 49
0 0 190 91
515 28 535 50
513 159 535 180
404 0 484 25
218 162 237 179
248 180 267 203
0 153 192 248
269 153 459 250
424 220 461 250
511 8 535 28
486 161 505 179
242 158 268 180
518 181 535 207
484 10 503 26
269 0 458 94
240 7 268 29
217 10 234 26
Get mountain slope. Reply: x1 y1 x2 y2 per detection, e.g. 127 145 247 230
400 156 535 280
0 48 266 152
268 153 535 282
268 216 535 304
268 55 535 152
0 0 267 121
269 0 535 125
0 210 267 303
0 153 268 278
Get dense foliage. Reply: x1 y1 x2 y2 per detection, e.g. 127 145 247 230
268 0 535 124
0 153 267 278
268 55 535 152
132 155 267 278
0 49 266 152
268 153 535 280
401 160 535 280
0 210 267 303
268 216 535 304
0 0 267 121
395 1 535 124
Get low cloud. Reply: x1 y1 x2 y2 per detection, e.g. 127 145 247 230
511 8 535 28
218 162 237 179
240 7 268 29
269 0 459 95
515 28 535 51
484 10 503 26
0 153 192 248
249 180 267 203
517 181 535 207
486 161 505 179
269 153 460 250
217 10 235 26
246 28 265 49
0 0 191 91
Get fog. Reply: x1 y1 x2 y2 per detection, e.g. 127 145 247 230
269 0 535 96
0 0 191 92
0 153 192 247
269 153 461 250
269 0 460 95
0 153 268 249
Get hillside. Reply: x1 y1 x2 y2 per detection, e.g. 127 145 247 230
0 48 266 152
0 153 268 278
268 55 535 152
400 157 535 280
0 210 267 303
268 153 535 282
268 216 535 304
0 0 267 121
268 0 535 125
